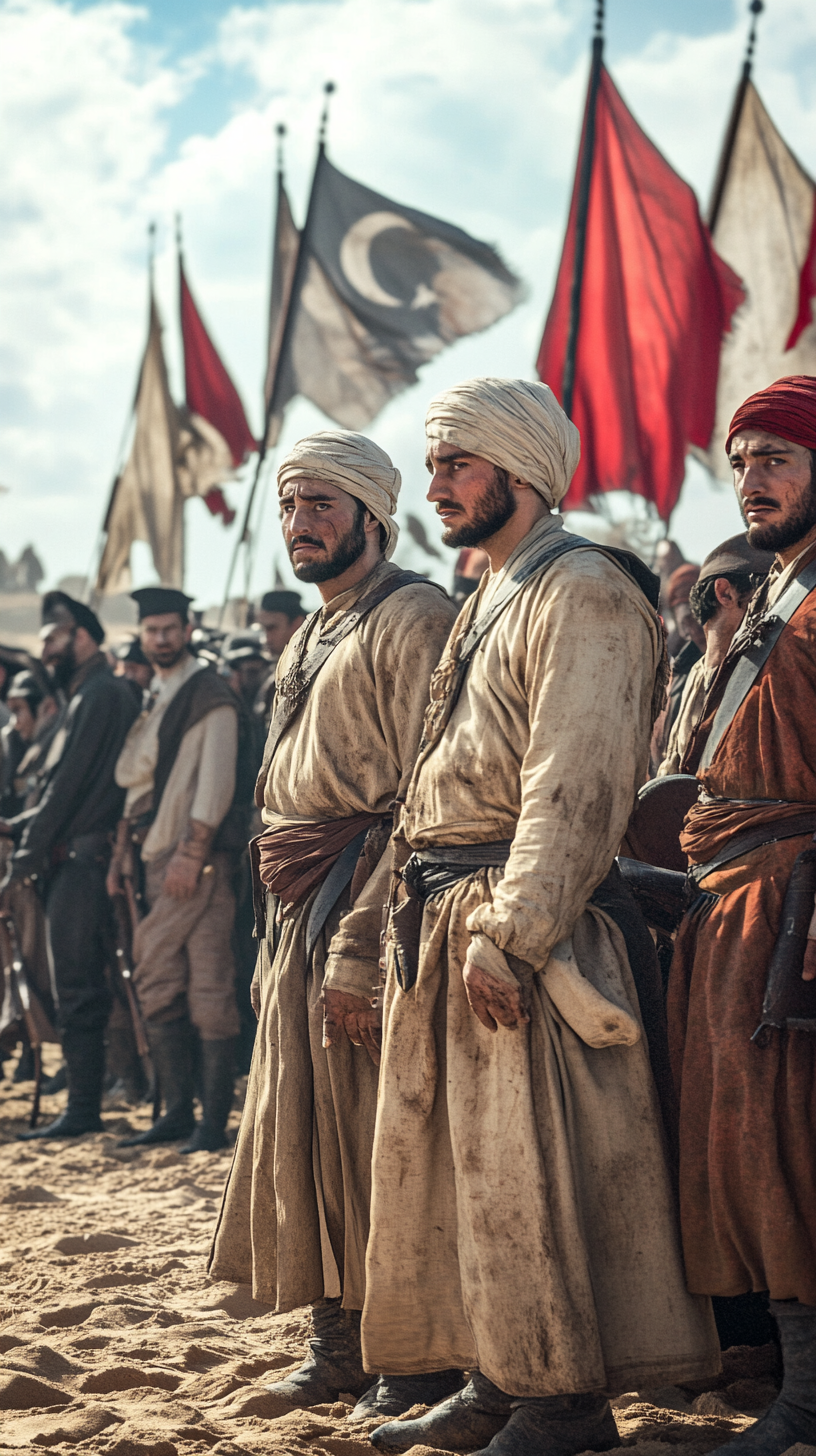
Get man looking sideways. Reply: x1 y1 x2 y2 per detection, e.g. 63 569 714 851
671 375 816 1456
209 431 457 1417
363 378 718 1456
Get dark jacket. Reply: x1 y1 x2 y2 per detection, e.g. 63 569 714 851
11 654 139 878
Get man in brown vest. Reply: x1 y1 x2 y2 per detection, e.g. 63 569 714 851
209 430 457 1417
109 587 245 1154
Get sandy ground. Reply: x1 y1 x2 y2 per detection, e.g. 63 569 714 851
0 1047 790 1456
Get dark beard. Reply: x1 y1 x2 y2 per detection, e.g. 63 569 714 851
742 472 816 552
146 645 188 671
439 468 516 548
50 643 77 690
289 506 368 583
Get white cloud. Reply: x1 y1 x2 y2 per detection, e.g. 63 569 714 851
2 0 816 606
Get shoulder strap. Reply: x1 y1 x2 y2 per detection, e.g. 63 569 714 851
255 568 442 805
698 556 816 772
458 534 658 671
421 534 659 753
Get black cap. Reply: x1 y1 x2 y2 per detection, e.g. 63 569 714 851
699 533 776 583
259 590 304 620
41 590 104 645
131 587 193 622
224 633 267 666
7 670 45 708
115 636 150 667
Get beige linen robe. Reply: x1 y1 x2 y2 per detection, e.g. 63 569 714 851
209 560 457 1312
362 517 719 1396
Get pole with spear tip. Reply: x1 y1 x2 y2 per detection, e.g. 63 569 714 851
219 83 336 626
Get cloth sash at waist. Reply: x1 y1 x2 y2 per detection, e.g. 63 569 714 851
258 812 379 917
682 798 816 884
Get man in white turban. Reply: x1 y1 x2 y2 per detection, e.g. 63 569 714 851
209 430 458 1415
363 379 720 1456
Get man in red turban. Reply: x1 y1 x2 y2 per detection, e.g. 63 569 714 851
670 374 816 1456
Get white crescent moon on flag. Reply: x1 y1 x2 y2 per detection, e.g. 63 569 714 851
339 212 416 307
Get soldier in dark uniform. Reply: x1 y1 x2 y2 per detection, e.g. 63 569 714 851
5 592 139 1140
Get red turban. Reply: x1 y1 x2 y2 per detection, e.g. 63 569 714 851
726 375 816 454
666 563 700 609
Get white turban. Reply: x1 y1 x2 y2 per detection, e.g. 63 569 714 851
425 377 581 509
277 429 401 559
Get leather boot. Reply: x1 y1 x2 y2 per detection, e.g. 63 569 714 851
707 1299 816 1456
118 1018 195 1147
351 1369 465 1421
471 1392 620 1456
370 1371 515 1452
180 1038 235 1154
266 1298 372 1406
17 1026 105 1140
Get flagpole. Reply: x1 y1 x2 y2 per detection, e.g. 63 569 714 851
561 1 604 421
87 221 156 606
708 1 764 232
219 84 335 626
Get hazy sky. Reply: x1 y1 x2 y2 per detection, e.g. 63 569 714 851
2 0 816 608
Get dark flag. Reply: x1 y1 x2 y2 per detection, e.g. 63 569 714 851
537 59 743 523
179 249 257 523
266 151 525 441
264 173 301 446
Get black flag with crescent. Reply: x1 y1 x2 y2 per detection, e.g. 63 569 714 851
266 151 525 442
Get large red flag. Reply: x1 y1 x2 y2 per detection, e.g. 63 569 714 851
537 65 744 521
179 257 257 471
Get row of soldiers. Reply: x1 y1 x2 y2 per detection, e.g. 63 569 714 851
0 587 307 1146
3 370 815 1456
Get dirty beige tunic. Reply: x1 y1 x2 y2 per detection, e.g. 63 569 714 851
209 561 456 1312
363 519 719 1395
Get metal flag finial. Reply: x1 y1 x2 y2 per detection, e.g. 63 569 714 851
148 220 157 279
174 212 182 252
319 81 336 146
594 0 604 40
744 0 764 78
275 121 287 173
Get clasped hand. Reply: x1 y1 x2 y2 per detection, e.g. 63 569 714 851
322 988 381 1066
462 958 530 1032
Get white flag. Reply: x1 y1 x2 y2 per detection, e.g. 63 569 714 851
699 81 816 480
96 294 235 594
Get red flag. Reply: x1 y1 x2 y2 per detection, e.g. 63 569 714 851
179 257 257 469
537 65 744 521
787 198 816 350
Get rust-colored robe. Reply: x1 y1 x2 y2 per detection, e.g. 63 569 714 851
672 545 816 1304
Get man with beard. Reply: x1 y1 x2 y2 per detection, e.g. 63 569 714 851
110 588 247 1154
209 431 457 1416
363 378 719 1456
670 376 816 1456
6 592 139 1140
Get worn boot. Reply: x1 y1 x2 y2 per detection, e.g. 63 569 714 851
707 1299 816 1456
472 1392 620 1456
351 1369 465 1422
118 1018 195 1147
180 1037 235 1154
17 1026 105 1140
370 1371 515 1452
267 1299 372 1407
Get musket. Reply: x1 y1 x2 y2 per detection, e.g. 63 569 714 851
751 840 816 1047
0 909 45 1129
110 887 150 1061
